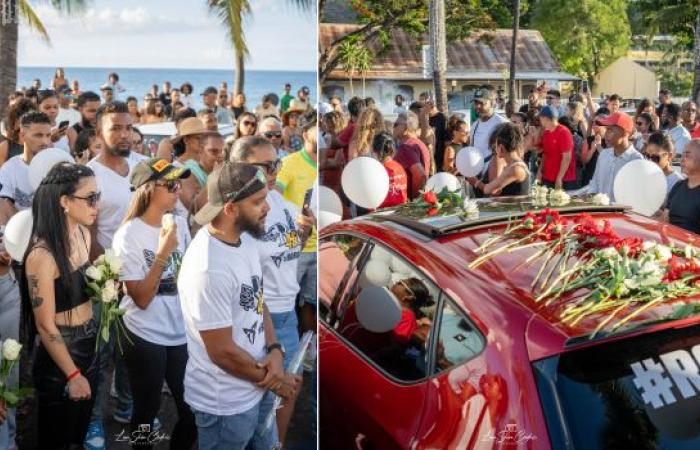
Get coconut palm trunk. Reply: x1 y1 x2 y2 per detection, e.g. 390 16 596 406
0 0 18 115
508 0 520 106
693 6 700 104
429 0 448 113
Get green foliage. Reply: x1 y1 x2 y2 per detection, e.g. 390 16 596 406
627 0 696 51
531 0 630 83
657 68 693 97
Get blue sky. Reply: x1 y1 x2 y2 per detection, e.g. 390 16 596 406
19 0 317 71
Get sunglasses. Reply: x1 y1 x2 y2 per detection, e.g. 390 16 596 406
263 131 282 139
156 180 181 193
70 191 101 207
636 121 646 126
644 153 662 163
252 159 282 175
398 280 416 299
242 120 257 127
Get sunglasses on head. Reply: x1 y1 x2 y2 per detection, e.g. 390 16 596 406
263 131 282 139
156 180 181 193
70 191 101 207
252 159 282 175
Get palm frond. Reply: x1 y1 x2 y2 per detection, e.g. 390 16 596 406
284 0 313 12
19 0 50 43
207 0 251 58
48 0 88 15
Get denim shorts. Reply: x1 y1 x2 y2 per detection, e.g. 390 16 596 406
193 400 279 450
296 252 317 307
270 310 300 370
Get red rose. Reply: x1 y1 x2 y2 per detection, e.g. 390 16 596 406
427 207 439 216
423 191 438 205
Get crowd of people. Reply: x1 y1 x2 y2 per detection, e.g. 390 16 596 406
319 84 700 235
0 70 318 450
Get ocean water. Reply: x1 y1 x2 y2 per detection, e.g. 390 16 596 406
18 67 316 111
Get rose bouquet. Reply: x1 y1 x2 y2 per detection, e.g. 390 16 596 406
85 249 130 351
0 339 32 407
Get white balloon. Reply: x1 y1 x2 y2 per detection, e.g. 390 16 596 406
318 210 342 229
456 146 484 177
356 286 402 333
28 148 75 190
359 259 392 288
425 172 461 193
390 256 413 275
318 186 342 217
613 160 667 216
341 157 390 209
5 210 33 261
372 247 393 264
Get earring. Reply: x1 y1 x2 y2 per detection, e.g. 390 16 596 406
64 207 69 214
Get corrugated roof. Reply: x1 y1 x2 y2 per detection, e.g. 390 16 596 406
321 23 576 81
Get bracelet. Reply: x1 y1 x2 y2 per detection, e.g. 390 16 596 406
66 369 81 382
154 256 169 267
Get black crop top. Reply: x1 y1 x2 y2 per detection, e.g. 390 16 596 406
54 262 90 313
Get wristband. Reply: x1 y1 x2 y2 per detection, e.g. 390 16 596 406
66 369 81 382
267 342 285 358
154 256 169 267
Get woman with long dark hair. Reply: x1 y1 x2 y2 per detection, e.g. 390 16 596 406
37 89 70 152
233 111 258 140
20 162 100 449
111 158 196 449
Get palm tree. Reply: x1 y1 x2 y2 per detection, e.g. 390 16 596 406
508 0 521 107
356 46 372 98
337 38 359 96
0 0 87 113
429 0 447 113
207 0 313 96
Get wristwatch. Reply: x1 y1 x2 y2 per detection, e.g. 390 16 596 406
266 342 285 358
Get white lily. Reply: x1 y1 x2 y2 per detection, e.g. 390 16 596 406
2 338 22 361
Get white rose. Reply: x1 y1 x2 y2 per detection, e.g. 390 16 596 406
85 265 103 281
655 245 672 262
2 338 22 361
599 247 619 258
102 249 123 274
101 279 118 303
549 189 571 206
591 193 610 206
642 241 656 251
462 199 479 217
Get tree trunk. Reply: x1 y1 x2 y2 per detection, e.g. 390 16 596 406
430 0 448 113
234 52 245 96
692 6 700 104
0 0 18 118
508 0 520 105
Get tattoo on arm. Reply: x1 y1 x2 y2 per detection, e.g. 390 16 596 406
28 275 44 308
47 333 64 343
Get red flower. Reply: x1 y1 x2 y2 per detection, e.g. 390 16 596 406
427 207 439 217
423 191 438 205
614 237 644 258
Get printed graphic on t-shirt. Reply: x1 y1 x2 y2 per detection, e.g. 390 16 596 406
13 187 33 208
240 275 264 314
262 209 301 268
143 248 182 295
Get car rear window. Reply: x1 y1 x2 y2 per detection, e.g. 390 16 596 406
533 323 700 450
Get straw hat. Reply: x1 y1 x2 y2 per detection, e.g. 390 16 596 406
172 117 216 144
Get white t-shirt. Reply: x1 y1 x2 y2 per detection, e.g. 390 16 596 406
0 155 34 210
256 191 301 313
178 229 267 415
87 158 136 250
471 113 508 160
51 125 70 153
668 125 691 156
127 151 149 165
57 107 81 127
113 215 191 346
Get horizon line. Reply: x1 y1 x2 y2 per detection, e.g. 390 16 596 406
19 65 316 73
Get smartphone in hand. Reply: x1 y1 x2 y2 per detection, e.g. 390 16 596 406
302 188 313 217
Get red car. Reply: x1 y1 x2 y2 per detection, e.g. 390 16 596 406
319 199 700 449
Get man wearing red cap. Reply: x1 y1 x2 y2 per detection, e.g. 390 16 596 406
584 111 643 200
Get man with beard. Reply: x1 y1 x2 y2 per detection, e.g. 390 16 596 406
0 111 51 450
84 101 136 448
229 136 313 446
67 91 101 151
178 162 299 449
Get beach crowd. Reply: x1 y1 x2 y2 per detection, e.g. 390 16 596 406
0 68 318 450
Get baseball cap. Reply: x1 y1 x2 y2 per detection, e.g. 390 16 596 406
538 105 559 120
473 88 495 103
595 112 635 134
100 84 113 92
300 86 310 95
201 86 218 96
130 158 191 191
194 162 268 226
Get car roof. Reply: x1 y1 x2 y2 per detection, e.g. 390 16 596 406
134 121 234 137
322 198 700 360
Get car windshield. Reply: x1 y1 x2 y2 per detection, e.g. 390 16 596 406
534 323 700 450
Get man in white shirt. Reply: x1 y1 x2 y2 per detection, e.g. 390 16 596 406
664 103 691 156
56 86 81 127
0 111 51 450
229 136 313 446
85 101 136 446
470 86 508 164
201 86 233 125
584 112 644 201
179 162 299 449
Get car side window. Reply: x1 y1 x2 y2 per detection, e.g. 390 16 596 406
318 234 368 325
433 297 485 374
336 243 440 382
